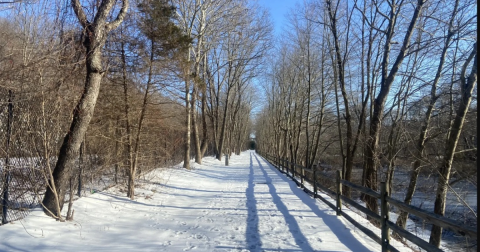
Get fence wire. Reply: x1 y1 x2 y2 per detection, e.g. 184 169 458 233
0 88 115 225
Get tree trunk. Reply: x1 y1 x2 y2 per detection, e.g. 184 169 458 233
429 44 476 248
184 90 191 168
200 90 209 157
42 56 104 217
396 0 458 232
217 88 231 161
192 85 202 164
364 0 424 221
42 0 128 217
325 0 354 197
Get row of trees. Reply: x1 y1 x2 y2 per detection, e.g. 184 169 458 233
1 0 265 223
255 0 476 248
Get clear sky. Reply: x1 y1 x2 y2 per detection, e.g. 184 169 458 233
255 0 302 36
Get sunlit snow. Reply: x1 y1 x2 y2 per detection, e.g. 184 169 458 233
0 151 416 251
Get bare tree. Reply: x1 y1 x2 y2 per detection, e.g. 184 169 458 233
42 0 129 219
363 0 425 218
429 42 477 247
395 0 461 233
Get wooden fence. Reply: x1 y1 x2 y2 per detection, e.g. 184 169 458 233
259 152 477 252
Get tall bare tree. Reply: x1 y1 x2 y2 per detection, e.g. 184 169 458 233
42 0 128 219
429 42 477 247
363 0 425 217
395 0 461 233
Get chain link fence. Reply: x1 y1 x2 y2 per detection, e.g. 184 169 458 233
0 82 186 225
0 88 116 225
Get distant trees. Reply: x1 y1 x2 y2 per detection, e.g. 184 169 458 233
173 0 270 164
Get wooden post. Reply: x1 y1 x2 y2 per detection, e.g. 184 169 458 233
381 182 390 252
2 90 13 224
293 160 296 178
286 158 289 176
313 164 317 197
78 140 84 197
287 158 290 176
301 165 305 188
336 170 342 216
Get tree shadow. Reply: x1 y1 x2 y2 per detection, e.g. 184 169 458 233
253 154 315 251
255 153 375 252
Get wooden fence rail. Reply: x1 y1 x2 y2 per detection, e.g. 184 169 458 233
258 151 476 252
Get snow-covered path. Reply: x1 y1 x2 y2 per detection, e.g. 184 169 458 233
0 151 413 251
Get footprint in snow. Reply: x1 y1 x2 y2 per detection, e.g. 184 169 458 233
183 245 196 251
192 234 204 239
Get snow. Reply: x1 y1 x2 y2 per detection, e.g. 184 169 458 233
0 150 416 252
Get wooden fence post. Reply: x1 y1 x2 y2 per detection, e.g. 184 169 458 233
2 90 13 225
336 170 342 216
301 165 305 188
313 164 317 197
292 159 296 178
381 182 390 252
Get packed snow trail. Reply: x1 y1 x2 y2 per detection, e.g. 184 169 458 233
0 151 413 251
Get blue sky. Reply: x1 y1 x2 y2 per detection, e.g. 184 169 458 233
255 0 302 35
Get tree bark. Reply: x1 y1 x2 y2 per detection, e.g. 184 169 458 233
42 0 128 218
364 0 424 220
325 0 356 198
429 43 476 248
191 83 202 163
396 0 458 232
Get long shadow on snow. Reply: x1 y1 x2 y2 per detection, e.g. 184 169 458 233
253 154 315 252
254 153 374 252
244 152 262 251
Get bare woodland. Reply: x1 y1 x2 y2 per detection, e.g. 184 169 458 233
254 0 476 249
0 0 476 250
1 0 262 222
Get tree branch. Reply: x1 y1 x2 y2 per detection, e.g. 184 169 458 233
106 0 129 32
71 0 90 28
